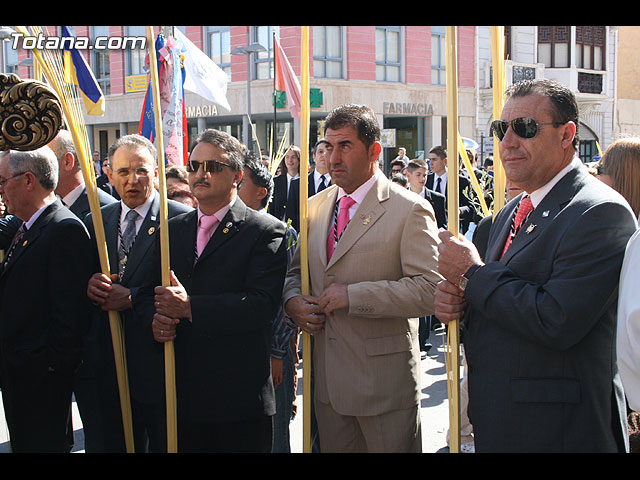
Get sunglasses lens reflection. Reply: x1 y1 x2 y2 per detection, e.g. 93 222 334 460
492 117 539 141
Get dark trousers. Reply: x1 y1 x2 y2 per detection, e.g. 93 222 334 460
418 316 432 351
179 414 273 453
1 363 74 452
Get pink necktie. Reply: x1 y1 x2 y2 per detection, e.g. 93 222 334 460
501 195 534 258
196 215 219 258
326 195 356 261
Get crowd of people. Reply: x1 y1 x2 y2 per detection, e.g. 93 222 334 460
2 78 640 453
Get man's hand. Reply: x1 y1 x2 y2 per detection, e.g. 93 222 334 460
271 357 283 388
438 230 483 285
87 272 131 311
284 295 325 333
154 270 191 319
434 280 467 324
152 313 179 343
318 283 349 316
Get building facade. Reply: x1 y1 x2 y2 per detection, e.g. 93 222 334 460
3 26 620 168
5 25 477 173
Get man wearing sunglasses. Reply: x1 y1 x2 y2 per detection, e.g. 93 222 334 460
435 79 637 452
139 129 287 453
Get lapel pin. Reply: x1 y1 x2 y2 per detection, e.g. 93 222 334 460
226 222 232 228
148 226 155 235
151 215 157 221
542 210 550 217
362 214 372 225
22 240 28 246
526 224 536 234
222 227 230 234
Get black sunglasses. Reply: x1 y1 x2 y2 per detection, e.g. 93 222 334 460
491 117 566 141
186 159 231 174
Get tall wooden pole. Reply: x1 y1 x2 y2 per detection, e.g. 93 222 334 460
445 25 461 454
145 26 178 453
299 25 312 454
491 26 506 217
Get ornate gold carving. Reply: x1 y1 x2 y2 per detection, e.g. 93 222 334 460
0 73 63 151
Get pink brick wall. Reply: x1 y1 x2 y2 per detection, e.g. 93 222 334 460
406 26 430 84
11 26 475 98
347 26 376 81
457 26 475 88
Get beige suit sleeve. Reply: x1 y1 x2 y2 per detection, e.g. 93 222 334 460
347 199 442 318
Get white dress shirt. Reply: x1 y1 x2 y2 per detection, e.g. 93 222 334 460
617 227 640 411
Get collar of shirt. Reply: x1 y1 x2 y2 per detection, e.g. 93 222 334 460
434 171 447 194
314 169 328 186
335 169 379 221
196 195 236 237
61 183 85 208
527 158 577 209
286 172 299 190
24 197 56 230
434 171 448 184
120 193 154 235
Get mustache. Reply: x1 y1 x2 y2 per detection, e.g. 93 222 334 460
192 180 211 188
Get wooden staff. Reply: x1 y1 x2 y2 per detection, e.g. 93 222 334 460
298 25 312 454
14 26 136 452
145 25 178 453
458 133 490 218
491 26 506 217
445 25 461 454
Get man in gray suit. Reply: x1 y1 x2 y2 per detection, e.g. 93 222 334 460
435 79 637 452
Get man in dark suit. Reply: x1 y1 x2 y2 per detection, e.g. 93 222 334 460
0 129 117 246
141 129 287 452
435 79 637 452
406 158 447 229
46 128 118 452
268 146 300 231
0 147 94 452
85 134 192 452
308 139 331 196
49 129 118 218
427 145 475 233
287 139 332 233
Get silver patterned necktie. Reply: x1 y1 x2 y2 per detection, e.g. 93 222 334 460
119 209 139 277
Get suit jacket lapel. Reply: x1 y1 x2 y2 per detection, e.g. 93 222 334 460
1 200 61 277
312 187 337 270
100 202 122 275
500 163 584 264
327 175 387 269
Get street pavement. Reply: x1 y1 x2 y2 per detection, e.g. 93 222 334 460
0 329 459 454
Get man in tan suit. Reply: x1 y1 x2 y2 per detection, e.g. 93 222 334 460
283 104 441 452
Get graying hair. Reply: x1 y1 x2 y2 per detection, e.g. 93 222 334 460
107 134 158 168
193 129 246 171
6 146 58 191
48 129 80 171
